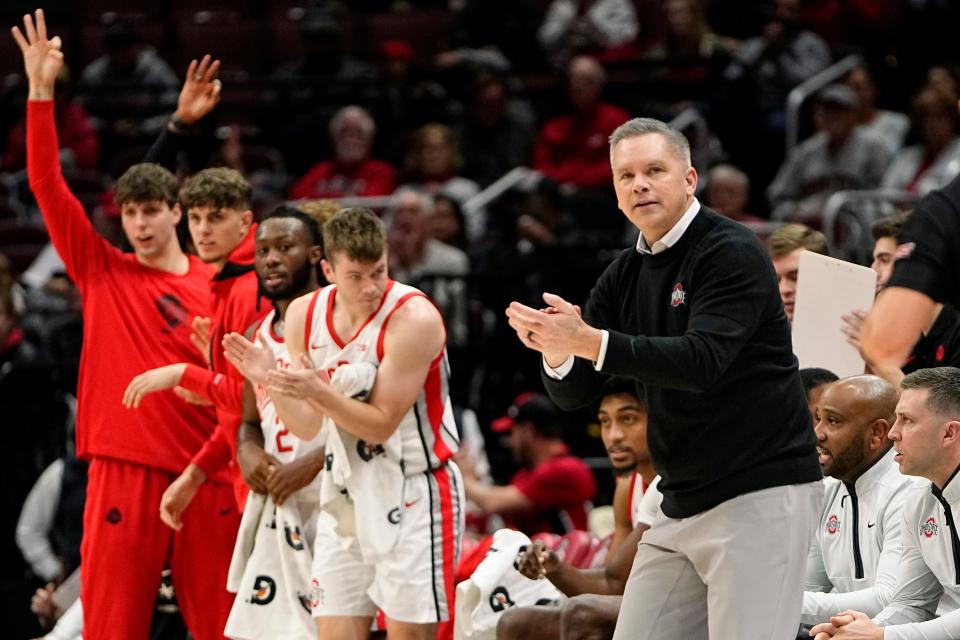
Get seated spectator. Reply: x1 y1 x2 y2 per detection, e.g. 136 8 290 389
809 368 960 640
387 188 470 347
532 56 629 193
537 0 639 69
268 12 379 174
373 39 454 156
288 105 396 201
400 123 484 238
844 64 910 154
0 285 42 367
802 375 909 629
430 193 469 251
705 164 762 223
459 393 596 535
2 67 98 172
767 85 892 222
767 223 829 324
456 71 536 187
882 87 960 196
78 17 178 138
17 453 87 586
800 367 840 424
496 378 660 640
643 0 740 109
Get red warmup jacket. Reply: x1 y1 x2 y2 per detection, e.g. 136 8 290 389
26 100 226 480
180 225 269 497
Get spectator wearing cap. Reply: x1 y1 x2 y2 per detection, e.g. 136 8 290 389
288 105 396 201
844 64 910 154
881 86 960 196
767 84 893 222
458 393 596 535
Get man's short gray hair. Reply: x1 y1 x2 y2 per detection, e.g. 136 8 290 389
609 118 691 167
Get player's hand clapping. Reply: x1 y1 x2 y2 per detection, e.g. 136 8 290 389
266 353 331 399
223 332 277 386
514 540 560 580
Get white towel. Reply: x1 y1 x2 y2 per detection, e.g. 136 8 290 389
317 362 406 563
454 529 566 640
225 495 316 640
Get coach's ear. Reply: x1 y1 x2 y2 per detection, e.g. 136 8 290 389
943 419 960 447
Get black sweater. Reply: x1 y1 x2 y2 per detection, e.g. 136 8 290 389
543 206 821 518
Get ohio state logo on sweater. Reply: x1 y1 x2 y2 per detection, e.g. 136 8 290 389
920 517 939 538
670 283 687 307
825 514 840 535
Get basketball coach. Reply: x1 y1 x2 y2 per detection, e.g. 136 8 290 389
506 118 823 639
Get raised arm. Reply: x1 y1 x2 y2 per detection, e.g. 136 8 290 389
17 9 110 281
144 55 221 171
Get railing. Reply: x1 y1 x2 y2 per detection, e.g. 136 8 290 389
462 167 537 218
785 54 863 154
668 107 710 169
821 189 918 262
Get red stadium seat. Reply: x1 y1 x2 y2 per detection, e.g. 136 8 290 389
554 530 594 569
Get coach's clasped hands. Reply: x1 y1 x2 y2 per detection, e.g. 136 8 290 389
506 292 602 365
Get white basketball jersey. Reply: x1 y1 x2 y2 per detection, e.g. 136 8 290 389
303 281 460 475
255 309 326 462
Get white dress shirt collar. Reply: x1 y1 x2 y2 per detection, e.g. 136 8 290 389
636 198 701 255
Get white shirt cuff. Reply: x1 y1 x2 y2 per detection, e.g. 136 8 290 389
543 355 575 379
594 330 609 371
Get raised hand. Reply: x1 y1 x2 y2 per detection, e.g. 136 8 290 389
175 55 222 125
11 9 64 100
223 332 275 386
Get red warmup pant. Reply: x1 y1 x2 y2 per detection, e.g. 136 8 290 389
81 457 240 640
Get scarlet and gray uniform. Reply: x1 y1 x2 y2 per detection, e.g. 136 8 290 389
253 310 324 518
803 451 914 624
871 468 960 639
304 281 464 623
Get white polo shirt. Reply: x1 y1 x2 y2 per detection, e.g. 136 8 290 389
802 450 914 624
873 466 960 639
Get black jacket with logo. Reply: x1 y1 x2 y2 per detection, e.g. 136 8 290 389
543 205 821 518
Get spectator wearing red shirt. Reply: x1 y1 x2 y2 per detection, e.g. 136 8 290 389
15 11 237 639
460 393 596 534
288 105 396 201
532 56 629 192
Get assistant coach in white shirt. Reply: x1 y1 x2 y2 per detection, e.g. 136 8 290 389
506 117 823 639
803 376 913 627
812 367 960 640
